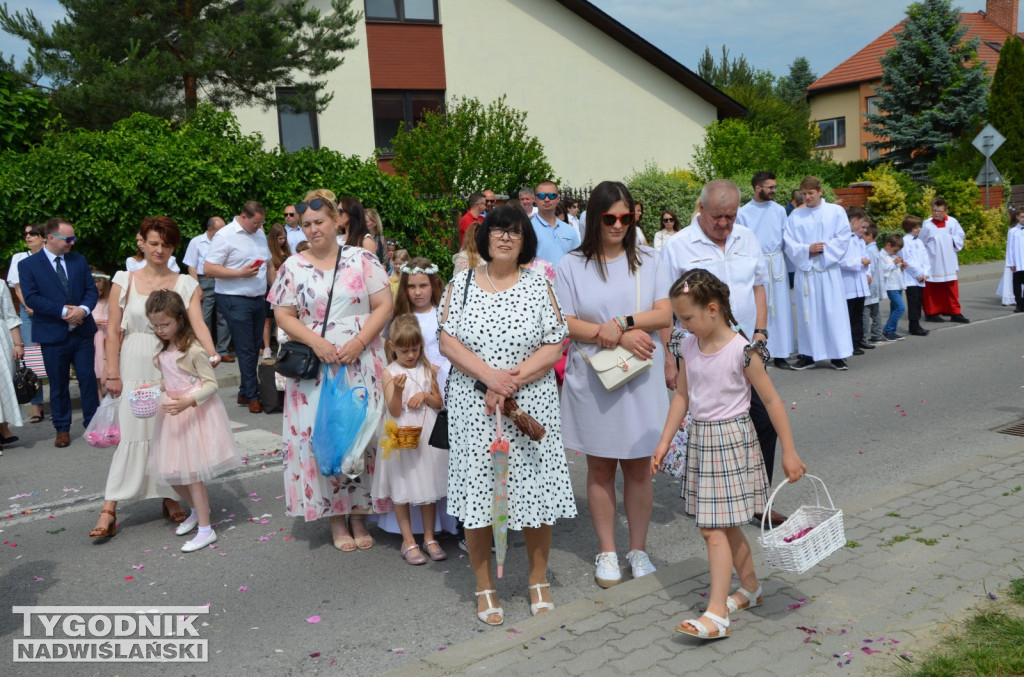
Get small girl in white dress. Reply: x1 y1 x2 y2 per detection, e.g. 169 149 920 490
373 314 449 565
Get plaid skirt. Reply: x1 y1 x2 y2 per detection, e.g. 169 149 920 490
683 414 768 528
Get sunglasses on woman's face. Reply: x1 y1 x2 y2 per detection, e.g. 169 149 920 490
294 197 329 214
24 230 40 238
601 212 635 227
662 217 675 223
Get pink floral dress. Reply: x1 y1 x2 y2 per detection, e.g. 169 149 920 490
267 247 389 521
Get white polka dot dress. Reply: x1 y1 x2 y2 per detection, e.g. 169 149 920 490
439 268 577 531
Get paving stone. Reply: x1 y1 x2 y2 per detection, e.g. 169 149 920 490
620 591 674 616
556 644 625 676
607 643 673 674
566 609 624 635
561 624 624 653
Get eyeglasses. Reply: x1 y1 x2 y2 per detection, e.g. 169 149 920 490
295 197 330 214
284 212 296 217
536 192 559 201
148 321 176 332
601 212 636 227
51 233 77 244
24 230 40 238
661 217 675 223
489 226 523 240
484 200 495 205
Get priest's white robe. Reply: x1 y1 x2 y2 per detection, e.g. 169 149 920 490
784 202 854 361
737 198 794 359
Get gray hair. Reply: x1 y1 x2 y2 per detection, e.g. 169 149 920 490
700 179 741 209
518 187 535 199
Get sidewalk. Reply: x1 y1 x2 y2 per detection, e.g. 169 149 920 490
382 439 1024 677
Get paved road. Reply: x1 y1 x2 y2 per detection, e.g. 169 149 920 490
1 261 1020 676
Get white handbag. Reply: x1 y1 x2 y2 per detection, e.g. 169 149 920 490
581 272 650 391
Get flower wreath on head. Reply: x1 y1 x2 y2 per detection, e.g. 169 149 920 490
400 263 439 276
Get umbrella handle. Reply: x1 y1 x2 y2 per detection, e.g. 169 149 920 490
496 411 502 440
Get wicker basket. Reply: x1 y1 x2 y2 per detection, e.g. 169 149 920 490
758 474 845 574
127 386 162 419
394 425 423 449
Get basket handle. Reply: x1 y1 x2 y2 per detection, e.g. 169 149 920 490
760 474 834 536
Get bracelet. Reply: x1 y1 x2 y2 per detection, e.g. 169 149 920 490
106 376 121 380
354 336 366 349
613 316 627 332
14 343 24 347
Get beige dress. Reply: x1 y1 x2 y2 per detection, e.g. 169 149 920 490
102 272 198 501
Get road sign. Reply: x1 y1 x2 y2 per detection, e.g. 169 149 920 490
976 158 1004 186
972 124 1005 157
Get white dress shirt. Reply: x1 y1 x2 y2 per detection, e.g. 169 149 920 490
205 219 271 297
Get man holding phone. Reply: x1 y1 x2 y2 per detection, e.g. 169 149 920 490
203 201 271 413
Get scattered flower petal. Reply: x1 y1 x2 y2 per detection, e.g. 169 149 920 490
306 616 321 624
238 586 247 591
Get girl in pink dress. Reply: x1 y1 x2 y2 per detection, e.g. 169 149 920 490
145 290 241 553
651 269 806 641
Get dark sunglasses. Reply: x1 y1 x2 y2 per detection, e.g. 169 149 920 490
601 212 635 227
662 217 675 223
294 197 329 214
51 233 77 244
284 212 296 217
536 192 559 200
484 200 495 205
24 230 40 238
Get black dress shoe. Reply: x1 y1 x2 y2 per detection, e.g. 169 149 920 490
909 327 930 336
949 314 970 323
858 342 876 350
852 347 865 356
925 314 945 322
790 355 816 370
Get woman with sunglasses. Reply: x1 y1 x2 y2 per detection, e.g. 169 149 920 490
6 224 47 423
269 189 392 551
439 205 575 625
554 181 672 588
89 217 219 539
654 210 682 252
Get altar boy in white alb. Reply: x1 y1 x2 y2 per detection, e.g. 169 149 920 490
737 171 795 370
783 176 855 371
919 196 969 323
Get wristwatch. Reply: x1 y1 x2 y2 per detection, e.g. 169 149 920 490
625 315 635 328
754 328 768 339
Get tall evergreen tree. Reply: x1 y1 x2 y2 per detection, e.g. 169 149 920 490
0 0 360 129
863 0 989 178
988 35 1024 185
776 57 817 104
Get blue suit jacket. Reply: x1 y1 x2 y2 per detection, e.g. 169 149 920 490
18 249 98 344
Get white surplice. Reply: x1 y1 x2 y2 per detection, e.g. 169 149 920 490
839 236 870 300
919 216 964 283
737 198 794 358
783 202 854 361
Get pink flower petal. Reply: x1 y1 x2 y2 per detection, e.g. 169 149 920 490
306 616 321 624
238 586 248 591
124 576 133 581
132 564 144 570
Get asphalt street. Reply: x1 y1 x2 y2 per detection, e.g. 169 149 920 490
1 262 1020 676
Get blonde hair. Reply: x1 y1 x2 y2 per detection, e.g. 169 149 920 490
461 222 482 269
301 189 340 220
387 314 433 371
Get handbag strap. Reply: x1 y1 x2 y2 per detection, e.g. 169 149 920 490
319 246 346 339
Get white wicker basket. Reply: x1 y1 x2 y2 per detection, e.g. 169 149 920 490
758 474 845 574
127 386 162 419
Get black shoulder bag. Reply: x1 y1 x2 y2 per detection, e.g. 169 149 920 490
427 272 472 449
275 246 345 380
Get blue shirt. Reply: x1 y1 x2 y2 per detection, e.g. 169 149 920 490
531 213 579 266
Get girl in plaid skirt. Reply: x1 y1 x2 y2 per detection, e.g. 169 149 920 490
652 269 806 640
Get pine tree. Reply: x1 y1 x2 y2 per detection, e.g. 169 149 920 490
776 57 817 104
863 0 989 178
988 35 1024 185
0 0 360 129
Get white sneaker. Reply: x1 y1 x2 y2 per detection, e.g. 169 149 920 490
626 550 656 579
262 347 272 360
594 551 622 588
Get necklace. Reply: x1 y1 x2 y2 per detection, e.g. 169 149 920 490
484 264 520 293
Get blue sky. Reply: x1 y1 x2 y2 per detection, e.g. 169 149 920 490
0 0 996 81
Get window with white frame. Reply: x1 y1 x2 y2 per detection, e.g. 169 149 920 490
815 117 846 148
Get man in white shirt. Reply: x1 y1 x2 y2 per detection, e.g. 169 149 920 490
283 205 306 253
660 179 785 524
203 202 271 413
183 216 232 360
736 171 795 369
919 197 969 323
518 187 539 217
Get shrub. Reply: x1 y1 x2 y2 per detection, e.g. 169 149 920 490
862 165 908 232
691 118 787 182
624 163 703 240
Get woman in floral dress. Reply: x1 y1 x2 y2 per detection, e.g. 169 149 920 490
269 189 393 551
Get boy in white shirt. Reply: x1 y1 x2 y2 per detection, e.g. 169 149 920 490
879 233 907 340
841 207 872 356
1007 210 1024 312
861 222 885 345
900 215 930 337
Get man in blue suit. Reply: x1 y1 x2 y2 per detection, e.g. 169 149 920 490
18 218 100 448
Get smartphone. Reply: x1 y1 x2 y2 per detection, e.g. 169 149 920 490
251 259 264 268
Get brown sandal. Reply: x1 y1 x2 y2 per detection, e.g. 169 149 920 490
162 499 187 523
89 509 117 539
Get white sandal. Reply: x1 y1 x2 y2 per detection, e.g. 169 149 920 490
675 612 730 640
726 585 764 613
475 589 504 626
528 582 555 616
